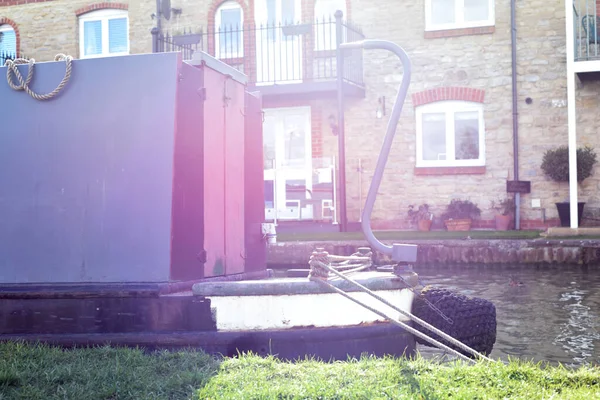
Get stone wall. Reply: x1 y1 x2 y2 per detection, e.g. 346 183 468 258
324 0 585 230
268 240 600 267
0 1 156 60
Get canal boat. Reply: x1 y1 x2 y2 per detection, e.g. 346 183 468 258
0 43 496 361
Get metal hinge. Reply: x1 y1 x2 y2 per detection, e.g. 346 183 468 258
197 249 207 264
197 87 206 101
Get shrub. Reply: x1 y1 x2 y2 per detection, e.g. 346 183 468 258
441 199 481 220
491 197 516 216
407 204 433 225
540 145 597 183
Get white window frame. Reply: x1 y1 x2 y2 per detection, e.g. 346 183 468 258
313 0 346 51
425 0 495 32
415 100 486 168
215 1 244 59
0 24 17 54
78 9 130 59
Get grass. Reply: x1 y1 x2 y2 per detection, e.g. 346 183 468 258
0 341 218 400
277 230 543 242
2 342 600 400
200 354 600 400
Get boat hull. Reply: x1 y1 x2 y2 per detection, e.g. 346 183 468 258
0 322 415 361
0 271 418 361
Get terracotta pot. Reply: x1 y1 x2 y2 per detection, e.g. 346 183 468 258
417 219 432 231
494 214 512 231
444 218 472 231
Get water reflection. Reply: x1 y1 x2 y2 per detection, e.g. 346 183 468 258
415 266 600 367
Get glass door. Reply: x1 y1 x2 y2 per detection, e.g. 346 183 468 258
263 107 312 221
255 0 303 84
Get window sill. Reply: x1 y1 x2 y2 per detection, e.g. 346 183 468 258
424 26 495 39
80 52 130 59
414 166 486 175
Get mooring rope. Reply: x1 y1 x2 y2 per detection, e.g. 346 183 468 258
5 54 73 100
308 249 494 363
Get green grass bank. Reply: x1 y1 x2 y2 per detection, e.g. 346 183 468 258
1 342 599 399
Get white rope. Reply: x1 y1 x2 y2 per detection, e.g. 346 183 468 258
313 249 373 278
5 54 73 101
308 250 495 363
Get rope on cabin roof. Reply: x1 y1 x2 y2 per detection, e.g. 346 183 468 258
308 248 373 281
307 250 495 364
5 54 72 101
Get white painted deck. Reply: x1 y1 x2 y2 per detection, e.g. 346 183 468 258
208 288 414 331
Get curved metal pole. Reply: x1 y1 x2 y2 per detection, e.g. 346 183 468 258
339 40 412 258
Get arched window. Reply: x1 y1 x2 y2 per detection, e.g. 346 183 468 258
78 9 129 58
0 24 17 60
314 0 346 50
215 1 244 58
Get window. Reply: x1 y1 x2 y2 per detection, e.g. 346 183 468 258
0 24 17 59
425 0 494 31
415 101 485 167
215 1 243 58
78 9 129 58
314 0 346 50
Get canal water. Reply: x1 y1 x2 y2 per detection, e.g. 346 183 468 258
415 266 600 367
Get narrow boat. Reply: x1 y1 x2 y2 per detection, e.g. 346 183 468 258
0 40 496 362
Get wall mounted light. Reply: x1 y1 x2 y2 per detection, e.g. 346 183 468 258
328 114 339 136
376 96 386 119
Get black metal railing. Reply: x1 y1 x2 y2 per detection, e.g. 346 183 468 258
152 18 365 87
0 50 18 66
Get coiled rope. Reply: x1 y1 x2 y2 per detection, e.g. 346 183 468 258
5 54 73 100
308 248 495 364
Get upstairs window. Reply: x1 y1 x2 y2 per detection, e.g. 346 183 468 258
314 0 346 50
0 24 17 60
215 1 244 58
425 0 494 31
79 9 129 58
415 101 485 167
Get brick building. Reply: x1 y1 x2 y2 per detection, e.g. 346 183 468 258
1 0 599 232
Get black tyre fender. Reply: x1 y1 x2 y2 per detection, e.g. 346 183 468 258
411 286 497 358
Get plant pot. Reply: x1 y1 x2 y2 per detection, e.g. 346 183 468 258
444 218 472 231
555 202 585 227
172 33 202 46
494 214 512 231
417 219 432 232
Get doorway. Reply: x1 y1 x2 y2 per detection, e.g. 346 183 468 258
263 107 313 221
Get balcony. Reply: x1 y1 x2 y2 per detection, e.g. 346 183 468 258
153 19 366 100
573 0 600 75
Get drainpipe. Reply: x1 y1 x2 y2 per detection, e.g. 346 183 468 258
335 10 348 232
156 0 162 34
511 0 521 230
152 0 163 53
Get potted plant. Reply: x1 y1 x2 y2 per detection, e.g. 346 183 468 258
441 199 481 231
407 203 433 231
491 196 515 231
540 145 597 227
